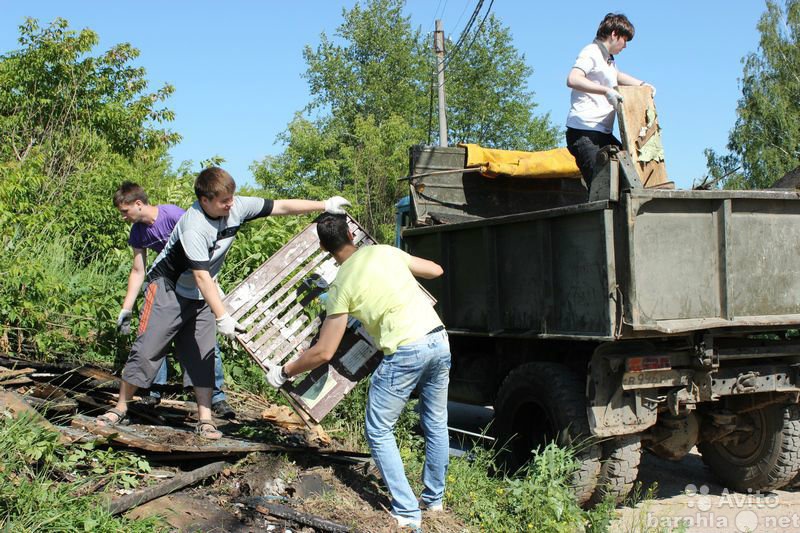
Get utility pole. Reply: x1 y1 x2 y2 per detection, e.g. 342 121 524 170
434 19 448 147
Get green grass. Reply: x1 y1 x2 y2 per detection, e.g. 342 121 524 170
0 411 164 532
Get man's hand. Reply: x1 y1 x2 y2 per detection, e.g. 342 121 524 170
324 196 351 215
216 313 245 339
605 88 623 107
642 82 657 97
117 309 133 335
266 364 288 388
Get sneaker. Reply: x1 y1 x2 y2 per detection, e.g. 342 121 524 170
419 499 443 512
211 400 236 419
139 395 160 407
391 513 422 531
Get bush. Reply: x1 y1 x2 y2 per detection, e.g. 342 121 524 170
434 443 616 532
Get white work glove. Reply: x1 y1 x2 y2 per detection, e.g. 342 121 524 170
641 82 657 97
266 364 288 389
605 88 623 107
216 313 245 339
116 308 133 335
324 196 351 215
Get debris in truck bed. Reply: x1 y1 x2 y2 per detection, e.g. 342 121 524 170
617 85 670 188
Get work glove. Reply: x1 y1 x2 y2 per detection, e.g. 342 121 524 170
324 196 351 215
605 88 623 107
216 313 245 339
642 82 657 97
116 308 133 335
266 364 289 389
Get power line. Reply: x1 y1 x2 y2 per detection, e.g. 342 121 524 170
448 0 473 38
442 0 484 71
430 0 444 28
457 0 494 64
426 0 494 144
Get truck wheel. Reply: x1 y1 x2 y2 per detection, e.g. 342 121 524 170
493 362 601 506
698 403 800 492
588 435 642 506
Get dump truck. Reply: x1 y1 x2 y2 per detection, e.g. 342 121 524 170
399 144 800 505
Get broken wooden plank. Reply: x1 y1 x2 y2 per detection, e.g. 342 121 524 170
23 394 78 414
248 498 356 533
125 493 243 530
617 85 668 187
0 389 71 443
106 460 228 515
71 414 282 454
0 366 35 380
0 376 33 386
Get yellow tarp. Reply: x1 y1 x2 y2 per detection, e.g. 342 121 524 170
461 143 581 179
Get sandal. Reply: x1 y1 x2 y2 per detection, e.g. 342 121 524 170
96 408 130 427
195 419 222 440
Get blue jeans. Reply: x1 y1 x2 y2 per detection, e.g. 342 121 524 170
365 329 451 524
150 343 226 404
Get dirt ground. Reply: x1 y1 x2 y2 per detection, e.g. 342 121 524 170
612 449 800 533
128 450 468 532
124 401 800 532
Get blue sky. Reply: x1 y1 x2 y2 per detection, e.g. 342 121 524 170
1 1 769 189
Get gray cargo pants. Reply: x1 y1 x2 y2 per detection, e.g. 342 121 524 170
121 277 216 389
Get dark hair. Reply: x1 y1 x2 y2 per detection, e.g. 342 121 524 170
596 13 634 41
315 213 351 253
195 167 236 200
113 181 148 207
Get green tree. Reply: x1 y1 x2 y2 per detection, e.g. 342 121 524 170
253 0 557 241
706 0 800 189
444 14 558 150
0 18 180 178
0 18 188 358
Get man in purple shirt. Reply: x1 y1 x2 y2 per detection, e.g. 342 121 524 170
113 182 234 418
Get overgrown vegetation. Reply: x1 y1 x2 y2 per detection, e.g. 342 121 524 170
0 412 162 531
253 0 558 241
706 0 800 188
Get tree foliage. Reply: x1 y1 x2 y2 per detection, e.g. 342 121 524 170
0 18 190 359
0 18 180 174
707 0 800 189
444 15 558 150
253 0 558 241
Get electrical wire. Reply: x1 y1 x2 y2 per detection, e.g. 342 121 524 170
426 0 494 143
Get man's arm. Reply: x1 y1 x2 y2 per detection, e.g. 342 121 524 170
270 196 350 216
193 269 227 318
121 248 146 311
566 68 611 96
616 71 644 87
283 313 348 376
408 255 444 279
271 199 325 216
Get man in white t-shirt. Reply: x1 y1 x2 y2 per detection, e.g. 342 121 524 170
565 13 655 187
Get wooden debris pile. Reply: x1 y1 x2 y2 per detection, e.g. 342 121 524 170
0 353 370 530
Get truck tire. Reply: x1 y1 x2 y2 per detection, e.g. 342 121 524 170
493 362 601 506
698 403 800 492
588 435 642 506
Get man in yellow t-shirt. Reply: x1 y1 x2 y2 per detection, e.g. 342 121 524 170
266 214 450 532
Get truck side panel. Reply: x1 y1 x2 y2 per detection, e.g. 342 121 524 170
405 204 616 339
624 191 800 332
